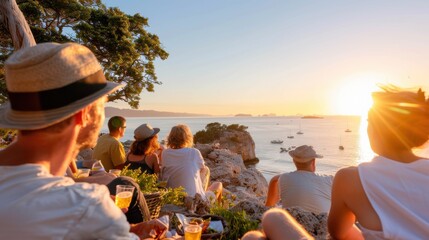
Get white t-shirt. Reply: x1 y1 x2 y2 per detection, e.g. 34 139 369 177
161 148 206 199
279 170 333 214
0 164 138 240
358 156 429 239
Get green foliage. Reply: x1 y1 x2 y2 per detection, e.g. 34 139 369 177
120 166 186 207
210 205 259 240
227 124 248 132
0 0 168 108
194 122 249 144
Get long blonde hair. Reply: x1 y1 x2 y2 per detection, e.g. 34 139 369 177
167 124 194 149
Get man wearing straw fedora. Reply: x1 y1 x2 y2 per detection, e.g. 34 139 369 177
0 42 166 239
265 145 333 214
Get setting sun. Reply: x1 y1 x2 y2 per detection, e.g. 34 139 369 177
331 75 381 116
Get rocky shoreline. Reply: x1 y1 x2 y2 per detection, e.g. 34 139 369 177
85 129 329 239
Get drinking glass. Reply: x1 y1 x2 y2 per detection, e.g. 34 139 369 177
115 185 135 209
184 225 202 240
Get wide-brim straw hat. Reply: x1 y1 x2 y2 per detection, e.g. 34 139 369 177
0 42 123 130
134 123 160 141
289 145 323 163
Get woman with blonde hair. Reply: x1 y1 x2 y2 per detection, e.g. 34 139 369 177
161 124 223 202
125 124 161 175
328 86 429 239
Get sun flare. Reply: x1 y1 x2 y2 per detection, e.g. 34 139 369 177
331 75 380 116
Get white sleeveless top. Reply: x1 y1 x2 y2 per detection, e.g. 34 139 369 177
279 171 333 214
358 156 429 239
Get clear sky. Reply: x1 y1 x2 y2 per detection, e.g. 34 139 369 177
103 0 429 116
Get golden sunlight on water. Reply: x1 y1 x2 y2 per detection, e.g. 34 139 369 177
357 112 374 164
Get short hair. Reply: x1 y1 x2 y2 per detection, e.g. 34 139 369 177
167 124 194 149
369 85 429 150
129 135 160 155
108 116 126 133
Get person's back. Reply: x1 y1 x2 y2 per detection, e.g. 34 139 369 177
0 164 130 239
357 156 429 239
93 132 126 171
329 86 429 239
161 147 206 198
279 170 332 213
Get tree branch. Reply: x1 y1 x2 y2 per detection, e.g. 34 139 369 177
0 0 36 50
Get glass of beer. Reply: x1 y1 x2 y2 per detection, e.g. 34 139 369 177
115 185 135 209
184 225 202 240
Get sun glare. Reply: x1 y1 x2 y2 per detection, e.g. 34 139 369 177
331 75 380 116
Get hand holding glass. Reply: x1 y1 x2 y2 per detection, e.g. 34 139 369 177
115 185 135 209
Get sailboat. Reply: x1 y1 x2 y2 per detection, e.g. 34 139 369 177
287 120 294 138
339 136 344 150
345 120 352 133
296 121 303 135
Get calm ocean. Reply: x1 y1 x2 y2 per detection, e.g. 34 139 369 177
101 116 388 181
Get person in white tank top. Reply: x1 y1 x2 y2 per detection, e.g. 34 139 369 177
265 145 333 214
328 86 429 239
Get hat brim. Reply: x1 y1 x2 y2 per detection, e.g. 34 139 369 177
0 82 123 130
289 151 323 163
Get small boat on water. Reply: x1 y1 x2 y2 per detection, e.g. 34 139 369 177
345 129 352 133
296 131 303 135
280 147 288 153
287 135 294 139
339 145 344 150
271 139 284 144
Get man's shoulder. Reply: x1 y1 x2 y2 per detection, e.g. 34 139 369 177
62 181 110 203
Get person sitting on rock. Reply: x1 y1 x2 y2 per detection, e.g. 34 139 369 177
93 116 127 171
265 145 333 214
124 123 161 175
161 124 223 203
329 86 429 239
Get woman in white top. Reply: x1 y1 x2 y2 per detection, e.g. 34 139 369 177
161 124 223 202
328 86 429 239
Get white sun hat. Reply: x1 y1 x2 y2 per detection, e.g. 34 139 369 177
289 145 323 163
134 123 160 141
0 42 123 130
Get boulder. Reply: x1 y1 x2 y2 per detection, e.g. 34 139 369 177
195 147 268 204
216 130 257 163
286 207 329 240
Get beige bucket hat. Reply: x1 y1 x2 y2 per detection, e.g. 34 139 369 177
134 123 160 141
289 145 323 163
0 42 123 130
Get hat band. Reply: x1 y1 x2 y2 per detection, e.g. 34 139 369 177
8 70 107 111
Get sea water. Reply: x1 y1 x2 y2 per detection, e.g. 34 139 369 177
102 116 374 181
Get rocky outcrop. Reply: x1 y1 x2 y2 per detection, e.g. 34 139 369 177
286 207 329 240
196 145 268 204
215 130 257 163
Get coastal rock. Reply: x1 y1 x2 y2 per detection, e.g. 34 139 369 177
196 147 268 203
231 200 269 220
286 207 329 240
216 130 257 163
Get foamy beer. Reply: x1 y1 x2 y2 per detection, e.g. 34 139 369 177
184 225 202 240
115 185 135 209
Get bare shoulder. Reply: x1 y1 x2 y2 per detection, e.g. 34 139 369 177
333 166 361 192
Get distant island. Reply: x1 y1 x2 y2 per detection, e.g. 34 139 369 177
105 107 211 117
301 115 324 119
235 114 252 117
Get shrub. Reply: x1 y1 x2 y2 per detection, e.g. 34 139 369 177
210 205 259 239
120 166 186 207
194 122 249 144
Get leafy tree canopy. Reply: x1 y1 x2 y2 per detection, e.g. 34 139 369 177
194 122 249 144
0 0 168 108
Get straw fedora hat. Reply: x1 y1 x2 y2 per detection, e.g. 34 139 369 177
134 123 160 141
289 145 323 163
0 42 122 130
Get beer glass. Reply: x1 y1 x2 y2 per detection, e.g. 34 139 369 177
115 185 135 209
184 225 202 240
